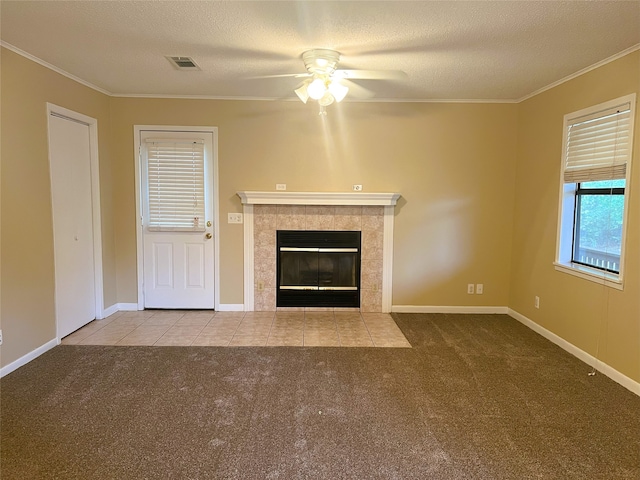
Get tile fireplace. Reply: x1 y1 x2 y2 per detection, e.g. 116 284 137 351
237 191 401 312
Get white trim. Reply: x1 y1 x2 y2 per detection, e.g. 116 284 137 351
242 204 255 311
517 44 640 102
553 263 624 291
392 305 509 314
508 309 639 396
381 205 395 312
237 191 400 206
113 93 518 104
102 304 119 318
0 338 58 378
46 104 105 329
2 42 111 96
216 304 245 312
133 126 220 310
116 303 140 312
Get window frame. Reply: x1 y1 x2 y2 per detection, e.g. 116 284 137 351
554 94 636 290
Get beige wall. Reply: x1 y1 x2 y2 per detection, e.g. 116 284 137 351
510 51 640 382
2 45 638 386
110 99 517 308
0 48 116 366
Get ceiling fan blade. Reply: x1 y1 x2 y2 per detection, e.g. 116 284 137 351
247 73 311 80
336 69 407 80
341 79 375 99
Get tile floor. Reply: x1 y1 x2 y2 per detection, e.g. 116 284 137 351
61 310 412 348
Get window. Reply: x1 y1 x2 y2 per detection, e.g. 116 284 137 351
144 138 206 231
573 179 625 273
555 94 635 288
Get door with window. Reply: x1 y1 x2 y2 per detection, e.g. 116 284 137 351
140 131 215 308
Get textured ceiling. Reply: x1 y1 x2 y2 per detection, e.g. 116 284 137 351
1 1 639 102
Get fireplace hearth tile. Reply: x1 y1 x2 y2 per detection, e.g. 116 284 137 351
254 287 276 311
334 215 362 231
305 206 335 230
361 289 383 312
338 335 374 347
361 265 383 290
304 312 335 322
255 256 276 287
254 205 277 228
276 205 306 230
75 311 411 348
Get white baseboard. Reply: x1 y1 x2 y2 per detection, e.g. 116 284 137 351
0 338 59 378
216 304 245 312
508 308 640 397
117 303 140 311
392 305 509 314
100 303 138 319
101 304 119 318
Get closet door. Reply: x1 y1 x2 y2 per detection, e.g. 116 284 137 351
49 114 96 337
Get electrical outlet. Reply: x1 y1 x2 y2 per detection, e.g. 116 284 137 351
476 284 484 295
535 296 540 309
228 213 243 224
352 184 363 191
0 329 3 346
467 284 475 294
276 184 286 191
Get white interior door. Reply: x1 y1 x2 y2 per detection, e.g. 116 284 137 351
141 131 215 308
49 114 96 337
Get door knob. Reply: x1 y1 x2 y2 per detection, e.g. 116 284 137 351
205 233 212 239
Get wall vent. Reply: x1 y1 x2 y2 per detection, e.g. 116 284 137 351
166 56 200 70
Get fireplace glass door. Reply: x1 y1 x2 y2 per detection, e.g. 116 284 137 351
279 248 358 290
277 231 361 307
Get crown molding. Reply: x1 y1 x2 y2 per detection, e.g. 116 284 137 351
1 41 112 96
517 43 640 103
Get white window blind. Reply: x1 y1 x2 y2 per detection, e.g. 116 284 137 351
146 139 205 231
563 102 632 183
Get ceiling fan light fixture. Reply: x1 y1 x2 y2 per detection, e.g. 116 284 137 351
328 80 349 102
307 77 327 100
294 49 355 109
294 83 310 103
318 91 335 107
302 49 340 75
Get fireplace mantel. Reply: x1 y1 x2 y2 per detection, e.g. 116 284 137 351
237 191 400 206
237 191 401 312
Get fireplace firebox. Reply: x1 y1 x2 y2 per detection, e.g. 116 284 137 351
277 230 361 308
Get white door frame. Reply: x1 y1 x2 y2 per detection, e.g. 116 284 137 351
134 125 220 310
46 103 105 336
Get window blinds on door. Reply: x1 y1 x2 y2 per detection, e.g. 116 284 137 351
563 102 632 183
146 139 206 231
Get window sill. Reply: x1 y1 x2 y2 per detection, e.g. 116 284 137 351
554 262 623 290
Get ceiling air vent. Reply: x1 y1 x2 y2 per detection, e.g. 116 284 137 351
166 56 200 70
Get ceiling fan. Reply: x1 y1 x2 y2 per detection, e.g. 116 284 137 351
257 48 406 114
